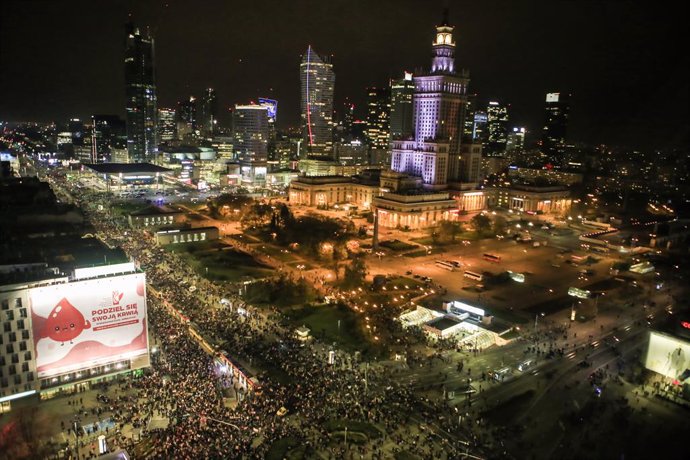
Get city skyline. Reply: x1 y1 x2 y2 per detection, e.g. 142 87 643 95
0 0 688 151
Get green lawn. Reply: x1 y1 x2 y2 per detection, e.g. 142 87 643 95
379 239 418 251
256 243 301 263
285 304 368 352
164 241 273 282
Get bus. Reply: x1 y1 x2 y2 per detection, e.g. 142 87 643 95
483 253 501 263
464 271 483 281
435 260 455 271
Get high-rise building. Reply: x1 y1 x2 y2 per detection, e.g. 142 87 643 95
365 87 391 150
542 92 570 158
486 101 509 156
125 21 157 162
389 72 415 141
300 46 335 160
92 115 126 163
233 104 269 184
390 11 470 188
506 127 526 152
157 108 176 142
461 94 478 141
199 88 218 137
177 97 197 140
472 111 488 144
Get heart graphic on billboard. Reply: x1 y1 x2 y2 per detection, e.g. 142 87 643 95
42 297 92 345
112 290 124 305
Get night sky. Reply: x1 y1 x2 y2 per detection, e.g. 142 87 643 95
1 0 687 150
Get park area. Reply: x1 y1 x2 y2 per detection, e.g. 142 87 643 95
164 240 273 282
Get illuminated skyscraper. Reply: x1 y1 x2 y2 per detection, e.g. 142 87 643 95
390 11 470 188
157 108 176 142
233 104 269 184
366 87 391 150
390 72 415 140
92 115 126 162
176 96 197 140
506 127 526 152
125 21 157 162
199 88 218 137
300 46 335 160
542 92 570 158
486 101 509 156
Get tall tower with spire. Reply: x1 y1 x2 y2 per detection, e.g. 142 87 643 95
390 10 470 188
299 46 335 161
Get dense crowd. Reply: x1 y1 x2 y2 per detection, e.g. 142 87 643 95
53 181 485 459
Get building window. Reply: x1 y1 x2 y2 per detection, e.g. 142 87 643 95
21 362 29 373
11 354 19 364
5 310 13 322
14 299 22 308
14 375 21 385
19 341 27 352
1 299 8 310
6 344 14 354
9 365 16 376
9 332 16 343
3 323 11 333
24 351 31 361
27 372 34 382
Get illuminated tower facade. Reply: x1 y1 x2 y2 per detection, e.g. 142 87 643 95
486 101 509 156
199 88 218 138
390 72 415 141
300 46 335 160
542 92 571 159
125 21 157 162
366 87 391 150
390 11 470 188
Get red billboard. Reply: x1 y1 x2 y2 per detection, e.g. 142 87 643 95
29 273 149 378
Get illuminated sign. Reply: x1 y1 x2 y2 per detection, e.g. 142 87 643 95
546 93 560 103
258 98 278 122
681 321 690 330
568 287 591 299
645 331 690 380
29 273 149 378
449 301 485 318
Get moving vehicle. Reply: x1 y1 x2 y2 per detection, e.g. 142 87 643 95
483 253 501 263
464 271 483 281
435 260 455 271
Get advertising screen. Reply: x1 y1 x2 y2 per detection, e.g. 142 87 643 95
645 331 690 380
29 273 148 378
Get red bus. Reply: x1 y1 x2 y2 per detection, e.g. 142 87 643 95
483 253 501 263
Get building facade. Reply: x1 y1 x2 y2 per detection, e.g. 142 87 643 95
300 46 335 160
542 92 571 160
390 72 415 141
366 87 391 150
125 21 157 162
199 88 218 138
233 104 270 185
157 108 176 143
486 101 509 156
390 14 470 187
0 264 150 411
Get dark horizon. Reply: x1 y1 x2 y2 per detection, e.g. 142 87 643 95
0 0 687 150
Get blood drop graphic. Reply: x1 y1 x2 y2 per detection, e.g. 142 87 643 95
43 297 91 344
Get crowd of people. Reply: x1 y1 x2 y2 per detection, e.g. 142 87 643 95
50 181 486 460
